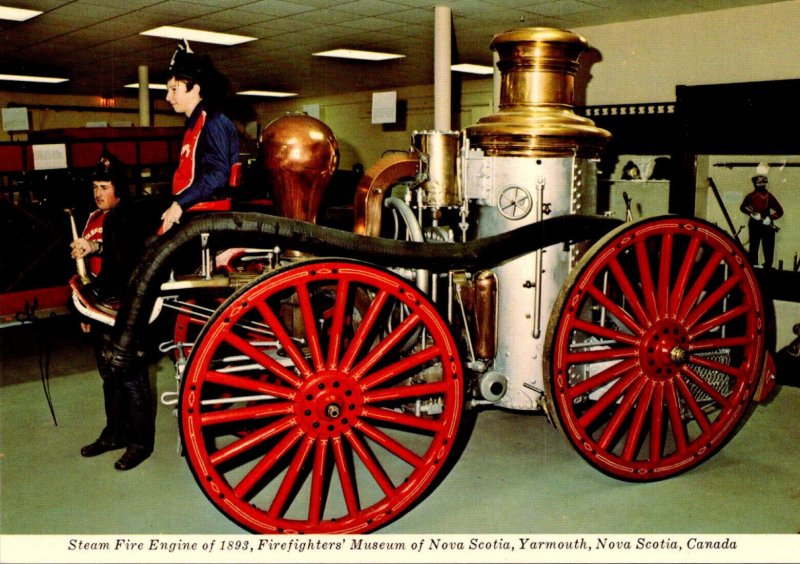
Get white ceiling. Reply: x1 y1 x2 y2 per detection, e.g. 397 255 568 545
0 0 785 100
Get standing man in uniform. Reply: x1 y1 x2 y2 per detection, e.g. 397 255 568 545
70 154 153 470
160 40 239 234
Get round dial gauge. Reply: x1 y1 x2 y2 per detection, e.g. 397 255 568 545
498 185 533 220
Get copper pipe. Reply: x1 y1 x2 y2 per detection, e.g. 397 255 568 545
473 270 498 360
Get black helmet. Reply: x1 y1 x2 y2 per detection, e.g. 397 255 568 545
91 153 127 196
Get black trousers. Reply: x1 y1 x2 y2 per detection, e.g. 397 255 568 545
747 219 776 268
91 325 155 452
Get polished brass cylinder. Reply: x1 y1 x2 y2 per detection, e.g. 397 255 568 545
259 112 340 224
473 270 498 360
411 130 462 208
465 27 610 158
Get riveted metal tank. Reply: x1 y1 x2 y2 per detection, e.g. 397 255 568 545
259 112 340 224
462 28 610 411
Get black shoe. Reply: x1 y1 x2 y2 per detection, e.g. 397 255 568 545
81 439 126 457
114 447 151 471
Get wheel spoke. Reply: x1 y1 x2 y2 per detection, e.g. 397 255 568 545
332 436 360 516
578 368 641 428
648 382 665 463
689 303 750 339
233 427 305 499
689 354 742 380
224 332 303 388
354 420 424 468
566 358 639 400
688 335 752 352
200 401 294 426
571 318 638 345
340 289 389 371
308 438 328 524
587 285 643 335
674 375 712 434
665 380 688 454
296 282 325 371
344 430 395 496
326 280 350 369
668 237 701 316
609 257 651 327
635 240 658 319
363 380 449 404
680 365 730 408
255 301 313 379
597 376 648 450
566 345 638 365
361 405 444 433
656 233 673 317
676 250 723 321
210 416 296 466
204 370 297 399
350 313 421 381
359 345 441 391
268 435 315 518
684 273 741 329
621 380 655 461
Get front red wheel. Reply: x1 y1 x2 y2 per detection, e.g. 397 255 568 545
545 216 765 480
180 259 464 533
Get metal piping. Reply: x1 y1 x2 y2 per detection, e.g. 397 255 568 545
384 196 429 293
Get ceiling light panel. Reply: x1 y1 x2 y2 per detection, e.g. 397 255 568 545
0 74 68 83
140 26 256 46
0 6 42 21
124 83 168 90
451 63 494 75
237 90 297 98
312 49 405 61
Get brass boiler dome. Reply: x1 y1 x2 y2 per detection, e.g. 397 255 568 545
259 112 340 223
465 27 610 158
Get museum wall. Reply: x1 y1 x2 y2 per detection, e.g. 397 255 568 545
572 1 800 105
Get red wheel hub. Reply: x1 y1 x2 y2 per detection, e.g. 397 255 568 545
639 320 689 380
297 372 363 438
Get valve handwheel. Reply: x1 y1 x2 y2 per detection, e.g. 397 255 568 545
180 259 464 533
545 216 765 480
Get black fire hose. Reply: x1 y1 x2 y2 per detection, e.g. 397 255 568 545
108 212 621 373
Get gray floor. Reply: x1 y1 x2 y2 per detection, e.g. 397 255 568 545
1 314 799 538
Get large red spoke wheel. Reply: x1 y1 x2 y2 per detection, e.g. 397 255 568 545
545 216 765 481
180 259 464 533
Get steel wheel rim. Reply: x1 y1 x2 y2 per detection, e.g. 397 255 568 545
180 259 463 533
546 217 764 480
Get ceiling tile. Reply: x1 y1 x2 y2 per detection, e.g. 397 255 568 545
0 0 786 99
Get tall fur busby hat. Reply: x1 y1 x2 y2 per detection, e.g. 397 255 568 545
167 39 230 107
168 39 207 82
